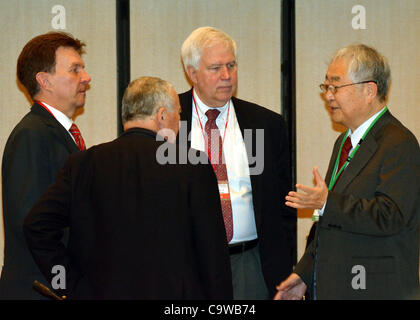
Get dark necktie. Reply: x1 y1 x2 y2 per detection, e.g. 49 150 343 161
205 109 233 242
332 136 352 190
337 136 352 172
69 123 86 151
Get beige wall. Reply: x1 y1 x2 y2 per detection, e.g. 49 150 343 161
0 0 117 270
296 0 420 260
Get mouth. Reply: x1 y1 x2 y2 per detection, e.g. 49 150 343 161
217 85 233 92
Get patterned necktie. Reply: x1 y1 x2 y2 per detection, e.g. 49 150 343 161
332 136 352 190
205 109 233 242
69 123 86 151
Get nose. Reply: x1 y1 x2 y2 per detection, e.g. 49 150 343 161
220 66 230 80
324 88 334 101
81 69 91 83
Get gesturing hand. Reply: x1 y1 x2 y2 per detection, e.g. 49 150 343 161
285 166 328 210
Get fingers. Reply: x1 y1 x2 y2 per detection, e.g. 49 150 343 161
285 186 315 208
273 290 282 300
313 166 326 188
285 190 308 209
285 166 328 209
296 184 315 193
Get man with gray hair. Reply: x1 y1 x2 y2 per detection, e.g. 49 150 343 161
275 44 420 299
23 76 233 299
179 26 296 299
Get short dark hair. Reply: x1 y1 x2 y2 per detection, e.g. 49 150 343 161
17 32 86 98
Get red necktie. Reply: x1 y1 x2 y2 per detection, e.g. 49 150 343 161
332 136 352 190
337 136 352 172
205 109 233 242
69 123 86 151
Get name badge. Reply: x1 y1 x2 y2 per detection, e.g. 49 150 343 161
218 183 230 200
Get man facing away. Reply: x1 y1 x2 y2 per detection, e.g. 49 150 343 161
179 26 296 299
275 44 420 300
23 76 233 299
0 32 90 299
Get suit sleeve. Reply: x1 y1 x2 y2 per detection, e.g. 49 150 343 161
189 160 233 299
321 135 420 236
23 156 82 298
293 233 315 292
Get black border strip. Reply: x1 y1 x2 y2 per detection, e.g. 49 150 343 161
281 0 297 263
116 0 130 135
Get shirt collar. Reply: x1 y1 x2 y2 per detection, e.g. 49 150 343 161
40 101 74 131
349 106 386 148
192 88 230 122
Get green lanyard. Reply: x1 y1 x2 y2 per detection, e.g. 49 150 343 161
328 106 388 191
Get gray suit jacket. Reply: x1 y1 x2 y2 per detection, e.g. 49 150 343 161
295 110 420 299
0 102 79 299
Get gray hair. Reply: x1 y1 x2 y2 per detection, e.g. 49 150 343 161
122 76 174 124
181 26 237 71
331 44 391 102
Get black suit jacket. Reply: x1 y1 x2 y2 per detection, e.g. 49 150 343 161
179 89 296 296
23 128 233 299
0 102 79 299
295 110 420 299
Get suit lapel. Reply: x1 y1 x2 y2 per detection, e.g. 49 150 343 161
31 103 80 153
179 89 194 149
331 111 392 193
231 97 255 136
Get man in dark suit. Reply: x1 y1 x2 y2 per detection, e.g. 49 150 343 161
23 76 233 299
275 44 420 300
179 27 296 299
0 32 90 299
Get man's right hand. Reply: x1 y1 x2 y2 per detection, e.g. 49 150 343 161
273 273 307 300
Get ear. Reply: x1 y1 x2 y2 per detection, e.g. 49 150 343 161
186 66 198 84
156 107 167 127
365 81 378 104
35 72 51 91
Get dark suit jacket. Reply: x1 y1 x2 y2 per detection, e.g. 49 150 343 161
23 128 233 299
295 110 420 299
179 89 296 296
0 102 79 299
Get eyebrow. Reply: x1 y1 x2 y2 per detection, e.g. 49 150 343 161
208 60 236 67
325 75 341 82
69 62 85 68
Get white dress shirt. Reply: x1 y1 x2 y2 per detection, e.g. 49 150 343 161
190 91 257 244
40 101 76 143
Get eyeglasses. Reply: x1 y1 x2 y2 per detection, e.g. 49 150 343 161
319 80 377 94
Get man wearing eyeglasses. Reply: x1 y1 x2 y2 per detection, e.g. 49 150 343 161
274 44 420 300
